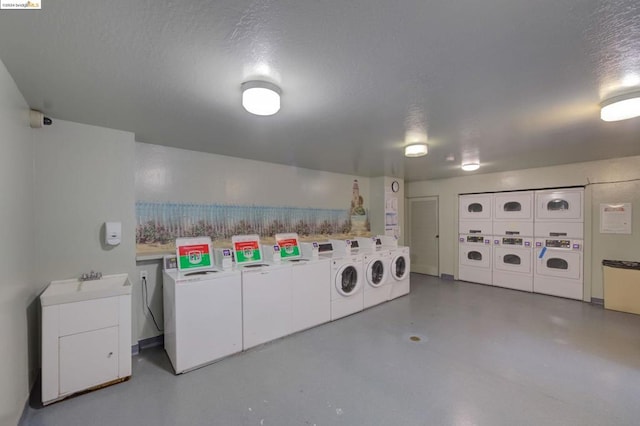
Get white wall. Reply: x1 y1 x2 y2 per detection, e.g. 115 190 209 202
136 142 370 208
135 142 375 341
407 156 640 300
33 120 137 343
369 177 405 244
0 59 36 426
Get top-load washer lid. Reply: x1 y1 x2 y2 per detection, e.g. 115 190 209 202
275 233 302 260
231 234 264 265
175 237 215 273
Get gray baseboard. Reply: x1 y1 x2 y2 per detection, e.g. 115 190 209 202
590 298 604 306
441 273 455 281
132 334 164 355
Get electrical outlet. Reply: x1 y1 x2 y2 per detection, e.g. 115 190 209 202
140 270 148 281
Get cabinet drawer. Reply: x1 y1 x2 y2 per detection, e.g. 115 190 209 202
59 297 119 336
59 326 119 395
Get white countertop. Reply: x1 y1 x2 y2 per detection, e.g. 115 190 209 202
40 273 132 306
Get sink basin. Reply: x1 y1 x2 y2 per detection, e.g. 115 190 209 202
40 273 132 306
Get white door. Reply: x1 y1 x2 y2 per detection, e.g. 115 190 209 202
409 197 439 276
535 189 584 221
494 191 533 220
459 194 493 220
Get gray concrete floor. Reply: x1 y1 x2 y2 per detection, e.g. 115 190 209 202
22 274 640 426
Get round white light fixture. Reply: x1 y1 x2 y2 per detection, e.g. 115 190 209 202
404 143 428 157
241 80 281 116
461 162 480 171
600 91 640 122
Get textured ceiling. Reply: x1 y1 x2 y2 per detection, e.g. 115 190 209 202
0 0 639 181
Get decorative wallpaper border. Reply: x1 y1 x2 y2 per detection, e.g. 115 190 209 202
136 202 361 245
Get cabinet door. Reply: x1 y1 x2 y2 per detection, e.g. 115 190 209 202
59 326 119 395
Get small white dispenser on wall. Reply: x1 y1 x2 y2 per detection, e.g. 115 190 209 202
492 191 534 292
105 221 121 246
459 194 494 285
533 188 584 300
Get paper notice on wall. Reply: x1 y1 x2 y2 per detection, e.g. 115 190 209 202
600 203 632 234
385 191 399 238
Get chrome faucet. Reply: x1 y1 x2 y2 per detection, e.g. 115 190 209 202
80 271 103 281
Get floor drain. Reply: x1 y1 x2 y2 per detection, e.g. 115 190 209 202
409 336 421 342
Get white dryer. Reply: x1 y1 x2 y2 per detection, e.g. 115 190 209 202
163 237 242 374
459 194 493 221
330 250 364 321
534 238 583 300
458 234 492 285
388 246 411 300
232 235 294 350
494 191 534 221
535 188 584 222
492 236 534 292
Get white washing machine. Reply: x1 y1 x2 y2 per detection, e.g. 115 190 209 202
458 234 493 285
162 237 242 374
492 236 534 292
534 238 583 300
535 188 584 222
329 246 364 320
494 191 534 221
459 194 493 221
272 234 331 334
361 248 391 308
232 234 294 350
355 237 392 308
388 246 411 300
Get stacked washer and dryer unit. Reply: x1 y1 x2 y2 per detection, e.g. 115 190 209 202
533 188 584 300
459 188 584 301
493 191 535 292
458 194 494 285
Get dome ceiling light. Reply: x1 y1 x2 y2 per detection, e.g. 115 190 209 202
404 143 428 157
241 81 281 116
461 162 480 171
600 91 640 122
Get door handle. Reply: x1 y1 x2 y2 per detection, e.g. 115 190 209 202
435 235 439 238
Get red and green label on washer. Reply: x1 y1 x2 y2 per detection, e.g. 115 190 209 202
177 244 212 270
233 240 262 264
276 238 300 259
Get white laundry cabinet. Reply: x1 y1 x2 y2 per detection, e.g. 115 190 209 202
40 274 132 405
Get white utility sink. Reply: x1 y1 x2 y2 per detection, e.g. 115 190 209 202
41 273 132 306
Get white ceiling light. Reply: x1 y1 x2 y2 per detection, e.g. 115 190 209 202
241 81 281 116
404 143 428 157
600 91 640 122
461 162 480 171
